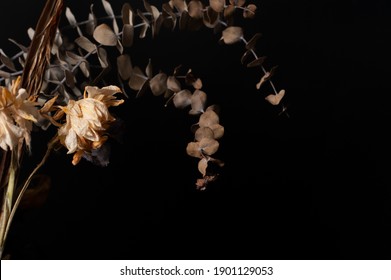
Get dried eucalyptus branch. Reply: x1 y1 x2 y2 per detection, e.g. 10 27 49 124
0 0 286 258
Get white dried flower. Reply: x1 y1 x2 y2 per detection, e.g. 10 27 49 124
0 77 38 151
58 85 123 165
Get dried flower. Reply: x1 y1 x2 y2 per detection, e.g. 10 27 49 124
0 77 38 151
57 85 123 165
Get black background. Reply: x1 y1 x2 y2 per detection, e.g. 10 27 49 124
1 0 390 260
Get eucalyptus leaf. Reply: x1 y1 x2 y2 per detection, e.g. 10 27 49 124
93 24 118 46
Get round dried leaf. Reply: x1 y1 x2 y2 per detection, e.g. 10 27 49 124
79 61 90 78
195 127 214 141
117 54 133 80
210 0 225 13
65 51 85 65
97 47 109 68
122 24 134 47
102 0 115 17
167 76 181 92
243 4 257 18
65 7 78 27
186 142 202 158
75 36 96 53
188 0 203 19
122 3 134 25
173 89 192 108
200 138 219 156
199 110 219 127
86 11 97 36
149 73 167 96
172 0 188 13
0 52 16 72
221 26 243 44
93 23 118 46
210 123 224 139
192 78 203 89
190 89 207 115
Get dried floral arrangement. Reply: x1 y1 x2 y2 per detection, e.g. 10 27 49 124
0 0 286 258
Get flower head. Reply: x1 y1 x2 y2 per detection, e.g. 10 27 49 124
58 85 123 165
0 77 38 151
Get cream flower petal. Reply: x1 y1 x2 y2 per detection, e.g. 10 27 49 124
0 79 38 151
58 85 123 163
0 113 24 150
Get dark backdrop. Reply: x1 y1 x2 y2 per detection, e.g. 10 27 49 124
0 0 390 260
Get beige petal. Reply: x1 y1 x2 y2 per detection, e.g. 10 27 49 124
40 96 58 114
